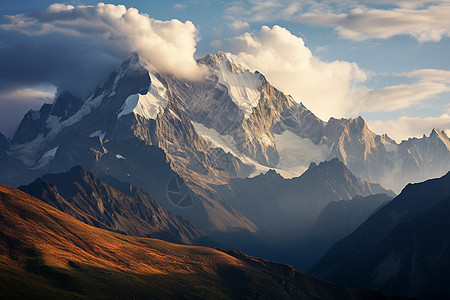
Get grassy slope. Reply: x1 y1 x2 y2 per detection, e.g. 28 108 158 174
0 184 408 299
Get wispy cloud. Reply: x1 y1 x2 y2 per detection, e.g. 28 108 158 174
360 82 450 112
366 0 446 9
225 1 450 42
224 0 302 22
300 5 450 42
403 69 450 83
228 20 250 32
173 4 187 10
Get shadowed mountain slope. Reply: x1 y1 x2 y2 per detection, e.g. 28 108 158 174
309 172 450 299
0 184 411 299
302 193 393 268
19 166 206 245
217 158 394 237
211 158 394 269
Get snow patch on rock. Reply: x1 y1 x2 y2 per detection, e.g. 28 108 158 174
275 130 331 174
216 57 261 118
193 122 315 179
89 130 106 140
117 73 167 120
193 122 239 155
383 141 398 153
8 134 46 167
32 146 59 169
46 93 104 137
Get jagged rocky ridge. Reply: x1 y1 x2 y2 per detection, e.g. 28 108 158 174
167 52 450 192
19 166 207 245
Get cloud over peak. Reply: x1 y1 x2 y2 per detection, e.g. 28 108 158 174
221 24 450 129
223 25 367 120
0 3 206 97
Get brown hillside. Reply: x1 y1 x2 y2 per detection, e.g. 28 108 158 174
0 184 409 299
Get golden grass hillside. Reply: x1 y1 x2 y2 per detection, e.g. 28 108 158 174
0 184 410 299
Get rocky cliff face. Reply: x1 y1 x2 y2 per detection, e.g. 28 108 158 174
397 128 450 184
19 166 207 245
0 131 8 151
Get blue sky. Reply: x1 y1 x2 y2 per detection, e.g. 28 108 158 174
0 1 449 141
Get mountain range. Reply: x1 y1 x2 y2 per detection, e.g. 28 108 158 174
1 52 446 234
0 50 449 298
304 193 393 268
2 52 449 195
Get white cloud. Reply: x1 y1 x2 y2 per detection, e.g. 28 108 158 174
366 0 448 9
368 113 450 142
224 25 367 120
1 3 206 83
361 82 450 112
403 69 450 83
225 1 450 42
228 20 250 32
300 5 450 42
225 0 302 22
223 26 450 121
315 45 328 53
173 4 187 9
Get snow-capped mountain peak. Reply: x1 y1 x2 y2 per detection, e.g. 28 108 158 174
199 51 264 118
5 53 450 195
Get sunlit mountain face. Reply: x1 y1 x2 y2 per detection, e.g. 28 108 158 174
0 2 449 299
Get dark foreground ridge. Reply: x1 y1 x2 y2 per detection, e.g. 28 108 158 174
310 171 450 300
0 184 411 299
19 166 207 245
